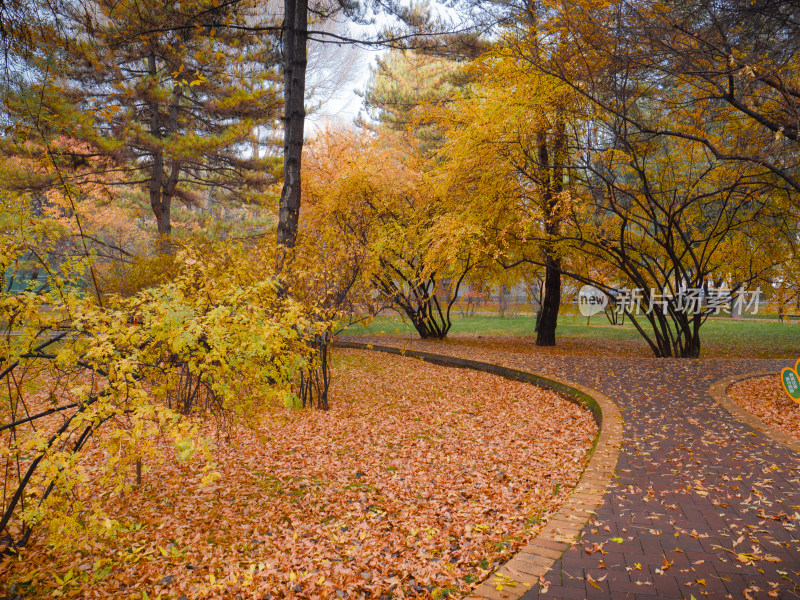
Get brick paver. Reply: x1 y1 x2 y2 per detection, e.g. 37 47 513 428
343 338 800 600
524 357 800 600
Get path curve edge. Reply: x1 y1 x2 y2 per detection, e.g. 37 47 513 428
709 371 800 455
334 340 624 600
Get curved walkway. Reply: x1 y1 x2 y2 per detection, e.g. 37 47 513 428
342 337 800 600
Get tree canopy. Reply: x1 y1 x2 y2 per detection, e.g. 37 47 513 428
1 0 799 585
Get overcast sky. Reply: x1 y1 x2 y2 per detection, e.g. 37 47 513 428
304 17 395 135
306 55 372 133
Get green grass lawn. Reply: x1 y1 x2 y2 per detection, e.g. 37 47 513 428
340 312 800 358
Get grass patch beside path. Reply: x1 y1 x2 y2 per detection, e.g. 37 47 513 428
342 314 800 358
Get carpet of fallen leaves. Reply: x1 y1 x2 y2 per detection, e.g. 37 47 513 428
1 349 597 599
340 336 800 599
728 375 800 440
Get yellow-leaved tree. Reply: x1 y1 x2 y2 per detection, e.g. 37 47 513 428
432 10 796 357
0 197 326 550
431 44 579 345
302 126 477 339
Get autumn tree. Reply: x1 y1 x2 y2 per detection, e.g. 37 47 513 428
490 0 798 355
433 46 574 346
0 228 326 547
566 126 792 357
525 0 800 199
430 2 797 355
303 127 474 339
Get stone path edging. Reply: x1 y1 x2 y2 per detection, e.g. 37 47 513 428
709 371 800 454
334 341 624 600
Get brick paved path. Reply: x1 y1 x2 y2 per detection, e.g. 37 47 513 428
346 339 800 600
521 357 799 600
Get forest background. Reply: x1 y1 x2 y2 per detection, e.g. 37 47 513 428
0 0 798 595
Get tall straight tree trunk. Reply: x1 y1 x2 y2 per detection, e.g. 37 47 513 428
148 52 172 253
276 0 332 411
147 52 180 254
534 117 565 347
277 0 308 251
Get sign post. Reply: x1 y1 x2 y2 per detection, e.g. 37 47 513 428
781 358 800 405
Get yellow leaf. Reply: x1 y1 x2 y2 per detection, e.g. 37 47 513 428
588 576 603 590
317 576 326 585
18 570 38 583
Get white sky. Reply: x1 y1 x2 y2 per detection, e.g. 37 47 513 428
304 19 392 135
306 55 372 134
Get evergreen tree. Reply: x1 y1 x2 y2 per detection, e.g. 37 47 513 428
4 0 282 250
360 49 466 153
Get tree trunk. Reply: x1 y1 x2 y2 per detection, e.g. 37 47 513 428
675 313 701 358
277 0 308 251
149 149 172 250
152 193 171 234
158 83 182 251
536 255 561 346
148 52 172 253
147 53 172 252
534 116 565 347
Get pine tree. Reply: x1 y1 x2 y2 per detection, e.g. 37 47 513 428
5 0 282 251
360 49 466 153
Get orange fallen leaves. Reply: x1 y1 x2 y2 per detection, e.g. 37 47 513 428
1 349 596 599
728 375 800 440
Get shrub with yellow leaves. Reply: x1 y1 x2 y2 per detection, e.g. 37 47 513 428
0 214 326 552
